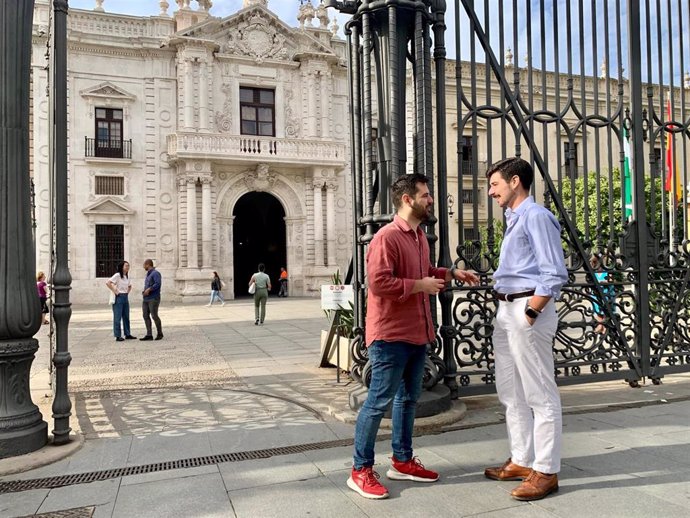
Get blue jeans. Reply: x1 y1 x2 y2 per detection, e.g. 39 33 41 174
353 340 427 469
209 290 225 304
112 294 131 338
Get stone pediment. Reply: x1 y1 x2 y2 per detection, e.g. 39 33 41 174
82 198 135 216
80 82 136 103
177 6 336 63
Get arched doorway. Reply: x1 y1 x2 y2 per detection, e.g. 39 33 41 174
233 192 286 296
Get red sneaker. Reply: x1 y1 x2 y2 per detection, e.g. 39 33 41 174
347 466 390 499
387 456 439 482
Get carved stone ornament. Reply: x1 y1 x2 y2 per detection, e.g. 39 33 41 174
214 83 232 133
222 13 290 62
243 163 276 192
284 86 301 138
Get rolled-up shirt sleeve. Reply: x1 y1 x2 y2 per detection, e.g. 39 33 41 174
526 210 569 298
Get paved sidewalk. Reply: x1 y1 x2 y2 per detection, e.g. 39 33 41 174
1 298 689 517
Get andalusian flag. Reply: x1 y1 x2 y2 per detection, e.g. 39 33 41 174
623 126 633 220
665 98 682 203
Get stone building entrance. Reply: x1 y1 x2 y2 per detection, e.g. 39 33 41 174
232 191 286 296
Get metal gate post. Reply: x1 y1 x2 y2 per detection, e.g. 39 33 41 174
430 0 458 398
626 0 652 378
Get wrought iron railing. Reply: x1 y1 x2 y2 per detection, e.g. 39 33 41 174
332 0 690 404
85 137 132 159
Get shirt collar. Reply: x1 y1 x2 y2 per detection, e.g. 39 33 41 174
505 195 534 221
393 214 421 235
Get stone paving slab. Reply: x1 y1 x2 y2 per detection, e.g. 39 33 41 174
4 299 690 517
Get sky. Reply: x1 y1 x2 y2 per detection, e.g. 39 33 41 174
67 0 688 87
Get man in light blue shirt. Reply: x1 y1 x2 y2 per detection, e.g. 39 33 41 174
483 157 568 502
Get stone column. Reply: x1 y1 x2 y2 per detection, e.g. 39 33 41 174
199 60 209 131
313 178 325 266
186 177 198 268
321 71 331 138
184 59 195 130
325 175 337 266
307 72 317 137
201 175 212 268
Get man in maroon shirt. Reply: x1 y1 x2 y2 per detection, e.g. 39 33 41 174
347 173 479 499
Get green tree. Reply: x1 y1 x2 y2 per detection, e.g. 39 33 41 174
559 168 681 244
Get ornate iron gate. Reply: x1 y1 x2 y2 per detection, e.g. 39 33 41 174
328 0 690 401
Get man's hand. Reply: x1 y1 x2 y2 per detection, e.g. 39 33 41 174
143 288 151 296
453 269 480 285
414 277 446 295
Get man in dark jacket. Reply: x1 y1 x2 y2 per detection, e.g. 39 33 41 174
140 258 163 341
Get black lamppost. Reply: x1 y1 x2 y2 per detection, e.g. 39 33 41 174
51 0 73 445
0 0 48 458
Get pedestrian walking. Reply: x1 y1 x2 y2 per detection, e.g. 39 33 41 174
347 173 479 500
590 255 613 335
36 271 49 325
105 261 136 342
249 263 271 325
140 259 163 341
278 267 288 297
207 271 226 306
484 157 568 501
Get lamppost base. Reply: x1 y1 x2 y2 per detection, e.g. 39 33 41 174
348 384 452 418
0 339 49 459
0 420 48 460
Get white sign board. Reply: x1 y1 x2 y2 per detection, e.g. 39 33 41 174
321 284 354 310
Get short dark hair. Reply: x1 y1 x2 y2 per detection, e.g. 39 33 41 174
144 259 154 268
486 157 534 190
258 263 265 272
391 173 430 210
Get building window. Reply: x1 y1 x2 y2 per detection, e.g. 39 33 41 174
463 227 481 241
94 107 125 158
651 147 662 177
461 188 476 204
95 176 124 196
240 87 275 136
460 136 474 176
563 142 579 178
95 224 123 278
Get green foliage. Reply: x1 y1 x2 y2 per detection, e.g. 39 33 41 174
558 168 682 244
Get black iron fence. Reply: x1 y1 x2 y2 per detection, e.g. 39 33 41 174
329 0 690 403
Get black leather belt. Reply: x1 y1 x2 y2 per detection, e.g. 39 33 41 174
492 289 535 301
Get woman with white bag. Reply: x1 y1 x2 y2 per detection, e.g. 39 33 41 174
249 263 271 325
106 261 136 342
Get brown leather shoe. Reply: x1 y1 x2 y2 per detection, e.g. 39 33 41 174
484 458 532 481
510 471 558 501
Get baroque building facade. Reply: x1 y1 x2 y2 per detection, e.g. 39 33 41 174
30 1 690 303
31 0 352 301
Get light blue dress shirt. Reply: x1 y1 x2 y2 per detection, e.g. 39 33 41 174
493 196 568 299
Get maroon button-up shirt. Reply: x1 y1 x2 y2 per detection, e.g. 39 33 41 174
365 215 448 346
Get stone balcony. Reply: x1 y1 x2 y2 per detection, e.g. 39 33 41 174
167 133 347 167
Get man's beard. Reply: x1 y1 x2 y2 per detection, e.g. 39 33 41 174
411 201 432 222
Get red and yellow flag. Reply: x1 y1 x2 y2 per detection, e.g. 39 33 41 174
665 99 682 202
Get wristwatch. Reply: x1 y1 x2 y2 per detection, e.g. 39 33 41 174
449 265 458 280
525 304 541 319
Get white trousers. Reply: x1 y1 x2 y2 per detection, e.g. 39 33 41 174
493 298 562 474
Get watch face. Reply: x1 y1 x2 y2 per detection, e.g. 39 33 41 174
525 307 539 319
